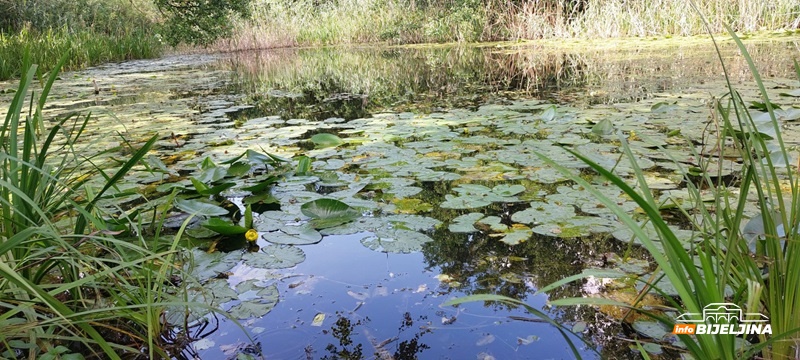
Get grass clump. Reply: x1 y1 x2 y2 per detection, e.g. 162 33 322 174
216 0 800 50
0 0 163 80
0 61 215 359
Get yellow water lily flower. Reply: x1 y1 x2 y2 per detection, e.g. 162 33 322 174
245 229 259 242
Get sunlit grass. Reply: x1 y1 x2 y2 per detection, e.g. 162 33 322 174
0 28 163 81
0 61 229 358
216 0 800 50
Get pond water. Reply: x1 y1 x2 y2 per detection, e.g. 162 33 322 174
3 36 800 359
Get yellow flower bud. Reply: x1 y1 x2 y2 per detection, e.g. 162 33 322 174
245 229 259 242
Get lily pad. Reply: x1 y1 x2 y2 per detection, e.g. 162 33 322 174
360 229 434 254
185 248 242 282
175 198 229 217
319 215 440 253
511 201 575 225
477 216 508 232
632 320 670 340
202 218 248 235
449 212 485 233
311 133 344 148
195 166 228 184
229 282 279 319
440 194 492 209
491 184 526 197
264 224 322 245
242 245 306 269
392 198 433 214
385 186 423 198
499 225 533 245
591 119 614 135
301 198 360 229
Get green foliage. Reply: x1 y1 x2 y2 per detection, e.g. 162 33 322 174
301 198 360 229
0 0 163 81
0 63 222 358
505 31 800 359
440 25 800 360
222 0 799 49
155 0 251 46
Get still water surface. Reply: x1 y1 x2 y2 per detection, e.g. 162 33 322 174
4 37 798 359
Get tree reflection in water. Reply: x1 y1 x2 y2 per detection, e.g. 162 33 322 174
320 312 430 360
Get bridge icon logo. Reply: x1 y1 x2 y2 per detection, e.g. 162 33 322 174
672 303 771 335
675 303 768 324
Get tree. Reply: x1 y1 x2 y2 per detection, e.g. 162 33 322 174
154 0 251 46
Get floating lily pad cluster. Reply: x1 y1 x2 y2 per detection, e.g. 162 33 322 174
13 51 800 330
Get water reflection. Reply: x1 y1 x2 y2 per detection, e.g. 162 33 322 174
222 39 799 120
196 39 800 359
318 312 431 360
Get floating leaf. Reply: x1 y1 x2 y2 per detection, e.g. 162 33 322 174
185 226 218 239
511 201 575 225
392 198 433 214
491 184 526 197
476 334 495 346
360 229 433 254
499 226 532 245
195 166 227 183
449 213 485 233
541 105 557 121
641 343 663 355
186 278 237 308
651 101 677 113
185 249 242 282
174 198 229 216
591 118 614 135
194 338 215 351
227 161 251 177
385 186 423 198
311 313 326 327
202 218 248 235
295 156 311 175
242 245 305 269
264 224 322 245
301 198 360 229
779 89 800 97
632 320 669 340
145 155 177 175
229 283 279 319
477 216 508 232
572 321 587 333
440 194 492 209
191 178 235 196
311 133 344 148
517 335 539 345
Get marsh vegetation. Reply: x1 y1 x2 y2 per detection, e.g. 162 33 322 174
2 0 800 358
2 34 799 358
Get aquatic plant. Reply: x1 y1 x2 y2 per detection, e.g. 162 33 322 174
448 27 800 360
0 62 223 359
0 0 164 80
216 0 799 49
